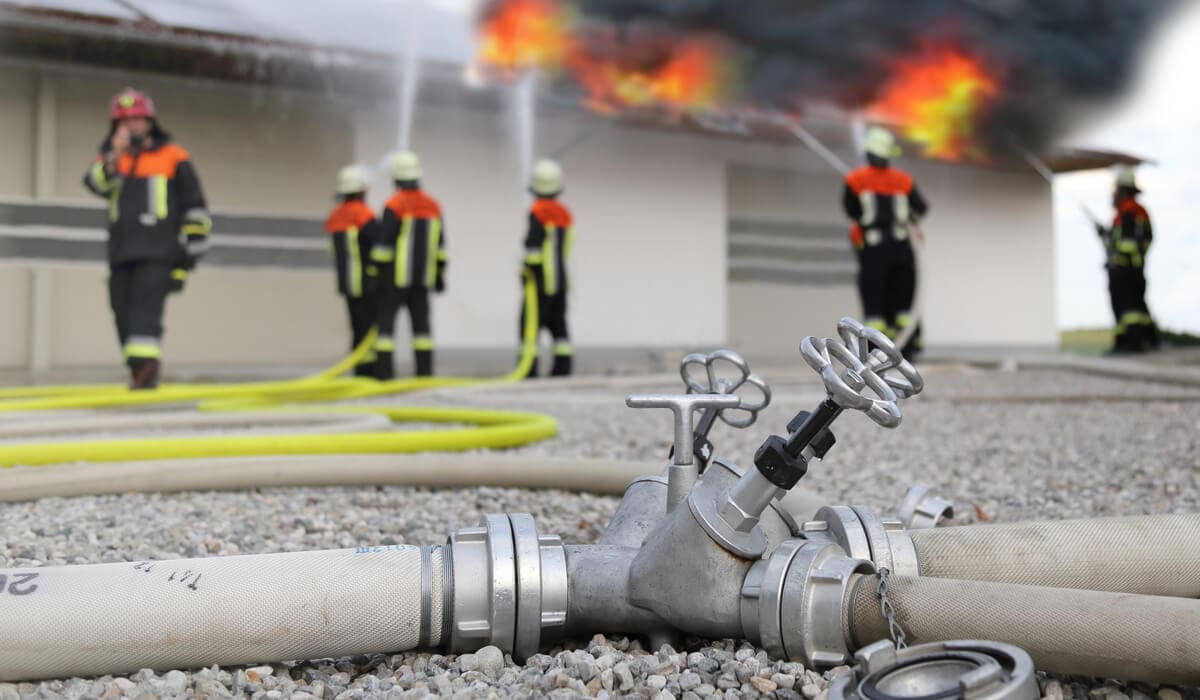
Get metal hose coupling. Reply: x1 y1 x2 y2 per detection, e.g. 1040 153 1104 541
802 506 919 577
828 639 1037 700
447 513 568 662
740 540 874 667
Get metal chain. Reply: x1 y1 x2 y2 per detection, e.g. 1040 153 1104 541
876 567 908 650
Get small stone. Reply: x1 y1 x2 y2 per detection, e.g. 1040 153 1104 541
575 658 599 682
735 649 755 662
246 666 274 684
777 690 805 700
773 673 797 690
600 669 614 691
475 645 505 678
595 654 617 672
0 684 20 700
653 692 677 700
163 669 189 695
694 684 716 697
679 672 703 691
647 675 668 690
458 654 479 673
614 662 635 692
717 674 739 690
265 692 283 700
803 683 822 698
752 677 779 694
1107 693 1131 700
1043 680 1065 700
586 677 603 697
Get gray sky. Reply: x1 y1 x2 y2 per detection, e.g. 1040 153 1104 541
1054 2 1200 333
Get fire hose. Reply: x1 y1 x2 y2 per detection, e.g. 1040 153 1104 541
3 317 1200 688
0 274 557 466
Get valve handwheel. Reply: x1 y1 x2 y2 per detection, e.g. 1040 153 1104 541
679 349 771 429
800 318 923 429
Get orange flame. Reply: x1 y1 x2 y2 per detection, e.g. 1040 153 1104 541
477 0 572 74
867 44 1000 161
569 38 732 117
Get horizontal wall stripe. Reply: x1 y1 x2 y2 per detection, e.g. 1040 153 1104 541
728 242 853 264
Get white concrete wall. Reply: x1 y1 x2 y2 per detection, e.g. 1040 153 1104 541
724 151 1057 351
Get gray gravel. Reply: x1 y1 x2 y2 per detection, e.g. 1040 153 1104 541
1 365 1199 698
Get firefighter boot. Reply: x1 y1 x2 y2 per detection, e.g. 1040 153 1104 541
375 351 395 380
354 350 377 378
414 349 434 377
551 341 573 377
129 358 161 390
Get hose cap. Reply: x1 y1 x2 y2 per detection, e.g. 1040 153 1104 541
828 639 1037 700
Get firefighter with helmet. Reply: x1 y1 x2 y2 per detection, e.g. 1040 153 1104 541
370 151 447 378
82 88 211 389
1098 165 1158 353
325 165 382 377
841 126 929 360
520 158 576 377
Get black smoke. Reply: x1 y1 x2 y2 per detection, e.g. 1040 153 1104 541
566 0 1181 151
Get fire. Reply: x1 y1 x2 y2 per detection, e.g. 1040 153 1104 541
477 0 572 74
867 44 1000 161
569 38 732 117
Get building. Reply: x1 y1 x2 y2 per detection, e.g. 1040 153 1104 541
0 0 1134 377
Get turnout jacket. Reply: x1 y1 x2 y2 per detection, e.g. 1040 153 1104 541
372 189 446 290
325 200 380 298
83 136 211 266
842 165 929 249
523 198 575 296
1103 199 1153 269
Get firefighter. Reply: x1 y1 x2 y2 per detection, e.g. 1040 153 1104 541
82 88 211 389
842 126 929 360
370 151 446 379
1098 165 1158 354
326 165 381 377
520 159 575 378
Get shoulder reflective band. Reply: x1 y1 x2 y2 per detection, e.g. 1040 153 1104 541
543 225 558 296
395 217 414 287
425 218 442 288
347 226 363 298
89 161 111 192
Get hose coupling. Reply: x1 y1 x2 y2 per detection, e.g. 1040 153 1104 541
741 539 874 667
803 505 919 578
447 513 568 661
897 485 955 529
828 639 1038 700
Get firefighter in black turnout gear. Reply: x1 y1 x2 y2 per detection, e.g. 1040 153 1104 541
326 165 381 377
520 159 575 378
842 127 929 360
1098 166 1158 354
82 88 211 389
370 151 446 379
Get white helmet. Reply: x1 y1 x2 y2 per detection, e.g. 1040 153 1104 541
335 165 368 195
1115 164 1141 192
865 126 902 160
391 151 423 182
530 158 564 196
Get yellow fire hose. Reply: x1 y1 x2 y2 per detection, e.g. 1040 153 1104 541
0 273 556 468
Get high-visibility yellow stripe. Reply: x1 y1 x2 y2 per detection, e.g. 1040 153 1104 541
154 175 168 220
108 186 120 223
413 336 434 351
864 318 888 332
371 247 394 263
564 226 575 259
896 313 914 328
347 226 363 298
554 341 573 356
124 343 162 359
171 269 188 281
543 225 558 296
395 217 413 287
375 337 396 352
90 161 110 192
425 218 442 288
524 251 544 264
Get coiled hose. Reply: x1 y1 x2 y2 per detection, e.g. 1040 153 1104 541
0 274 556 467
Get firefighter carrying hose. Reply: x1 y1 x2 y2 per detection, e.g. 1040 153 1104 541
370 152 446 379
842 126 929 360
326 165 381 377
1098 166 1158 354
82 88 211 389
520 159 575 378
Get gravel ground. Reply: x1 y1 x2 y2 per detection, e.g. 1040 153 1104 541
1 364 1199 699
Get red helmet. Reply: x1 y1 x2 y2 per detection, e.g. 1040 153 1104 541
109 88 156 120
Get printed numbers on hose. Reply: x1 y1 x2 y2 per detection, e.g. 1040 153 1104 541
132 562 202 591
0 573 40 596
